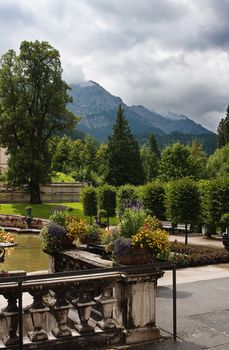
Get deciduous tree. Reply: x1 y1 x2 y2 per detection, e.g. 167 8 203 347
0 40 76 203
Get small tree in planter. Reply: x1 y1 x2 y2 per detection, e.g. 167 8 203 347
81 186 98 225
98 185 116 228
166 178 201 244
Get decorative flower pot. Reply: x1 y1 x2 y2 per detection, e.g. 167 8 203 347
116 247 152 265
62 236 74 248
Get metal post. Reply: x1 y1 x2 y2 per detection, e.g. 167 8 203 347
172 264 177 341
18 279 23 350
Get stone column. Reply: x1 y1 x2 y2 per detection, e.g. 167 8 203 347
113 265 164 345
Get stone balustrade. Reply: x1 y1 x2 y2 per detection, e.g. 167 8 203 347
0 251 164 349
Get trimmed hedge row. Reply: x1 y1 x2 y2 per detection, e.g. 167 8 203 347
80 177 229 229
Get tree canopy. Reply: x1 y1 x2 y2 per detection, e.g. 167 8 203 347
0 40 77 203
158 143 198 181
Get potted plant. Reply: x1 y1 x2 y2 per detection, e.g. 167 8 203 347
40 222 68 253
108 216 170 265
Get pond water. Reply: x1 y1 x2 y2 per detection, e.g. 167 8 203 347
0 234 48 273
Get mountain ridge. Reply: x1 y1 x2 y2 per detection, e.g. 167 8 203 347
68 81 213 142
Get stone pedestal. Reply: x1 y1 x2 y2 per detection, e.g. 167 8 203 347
113 265 164 345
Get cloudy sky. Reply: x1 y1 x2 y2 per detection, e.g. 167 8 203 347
1 0 229 131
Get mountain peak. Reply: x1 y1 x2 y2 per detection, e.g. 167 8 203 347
68 81 213 141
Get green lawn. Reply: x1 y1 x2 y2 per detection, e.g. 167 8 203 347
0 202 118 225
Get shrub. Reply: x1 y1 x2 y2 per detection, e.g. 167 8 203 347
98 185 116 226
49 208 69 228
80 224 103 244
66 216 88 242
40 222 67 252
166 178 201 243
120 208 146 238
199 178 229 234
142 181 166 219
170 241 229 267
81 186 98 224
116 184 139 217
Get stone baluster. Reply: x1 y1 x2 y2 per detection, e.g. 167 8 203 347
72 289 96 334
2 291 19 346
96 287 117 330
50 287 72 338
27 288 49 342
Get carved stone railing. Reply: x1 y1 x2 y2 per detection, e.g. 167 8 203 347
0 262 164 349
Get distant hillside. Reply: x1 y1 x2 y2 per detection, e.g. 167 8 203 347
136 131 217 155
68 81 213 142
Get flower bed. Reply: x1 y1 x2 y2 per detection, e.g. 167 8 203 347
170 241 229 267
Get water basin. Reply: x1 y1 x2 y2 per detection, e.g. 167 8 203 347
0 233 48 273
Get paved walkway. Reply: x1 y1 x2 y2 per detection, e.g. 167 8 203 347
169 233 223 248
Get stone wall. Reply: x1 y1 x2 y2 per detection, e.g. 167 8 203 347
0 182 87 203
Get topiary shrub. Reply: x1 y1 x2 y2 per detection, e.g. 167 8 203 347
142 181 166 219
98 185 116 227
81 186 98 224
166 177 201 244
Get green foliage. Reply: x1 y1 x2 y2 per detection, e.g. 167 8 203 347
166 178 201 226
81 186 98 224
96 144 109 179
0 40 77 203
141 134 160 181
120 208 146 238
116 184 139 217
80 224 103 244
200 177 229 226
220 213 229 232
158 143 204 181
189 140 207 179
206 144 229 178
51 136 73 173
217 105 229 147
106 105 144 186
52 172 76 183
98 185 116 224
142 181 166 219
49 208 68 228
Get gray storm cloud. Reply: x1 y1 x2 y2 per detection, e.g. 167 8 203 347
0 0 228 131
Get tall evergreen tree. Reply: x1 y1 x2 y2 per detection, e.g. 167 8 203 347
141 133 160 181
106 105 144 186
217 106 229 147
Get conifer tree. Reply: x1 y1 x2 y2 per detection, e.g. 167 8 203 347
106 105 144 186
217 106 229 147
141 133 160 181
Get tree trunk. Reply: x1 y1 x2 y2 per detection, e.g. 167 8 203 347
185 224 188 245
30 181 41 204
